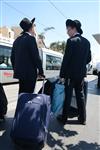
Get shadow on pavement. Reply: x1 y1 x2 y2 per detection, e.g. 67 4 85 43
0 117 15 150
66 141 100 150
47 117 78 149
0 117 43 150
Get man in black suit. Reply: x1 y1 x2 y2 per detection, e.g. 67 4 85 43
11 18 44 94
57 19 91 125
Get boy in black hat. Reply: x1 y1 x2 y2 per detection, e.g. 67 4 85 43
11 18 44 94
57 19 91 125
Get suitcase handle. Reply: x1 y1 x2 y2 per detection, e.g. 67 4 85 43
41 78 46 94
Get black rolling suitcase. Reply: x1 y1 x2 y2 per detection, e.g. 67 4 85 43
0 83 8 116
39 78 88 118
69 80 88 118
38 77 58 97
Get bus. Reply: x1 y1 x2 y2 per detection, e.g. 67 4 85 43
0 37 63 84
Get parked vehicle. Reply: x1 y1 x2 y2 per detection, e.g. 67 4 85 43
0 37 63 83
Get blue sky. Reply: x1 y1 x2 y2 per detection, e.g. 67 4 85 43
0 0 100 61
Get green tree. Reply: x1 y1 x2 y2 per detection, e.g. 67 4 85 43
50 41 66 53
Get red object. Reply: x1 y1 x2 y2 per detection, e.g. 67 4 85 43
3 72 13 77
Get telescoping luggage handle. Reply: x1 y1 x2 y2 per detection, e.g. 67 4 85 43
41 78 46 94
41 78 50 142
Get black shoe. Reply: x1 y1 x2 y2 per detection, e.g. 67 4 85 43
97 85 100 88
57 114 67 125
78 118 86 125
82 121 86 125
0 115 5 123
78 121 86 125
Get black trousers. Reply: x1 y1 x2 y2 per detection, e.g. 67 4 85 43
19 79 37 94
62 78 86 122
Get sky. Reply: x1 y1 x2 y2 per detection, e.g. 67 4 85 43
0 0 100 62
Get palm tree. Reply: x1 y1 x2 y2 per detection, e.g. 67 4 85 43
38 34 47 48
50 41 66 53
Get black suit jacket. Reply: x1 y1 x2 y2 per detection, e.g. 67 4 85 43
11 33 43 80
60 34 91 80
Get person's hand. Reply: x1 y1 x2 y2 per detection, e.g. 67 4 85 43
59 77 65 84
37 74 45 80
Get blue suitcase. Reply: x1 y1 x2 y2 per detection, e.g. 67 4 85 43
10 90 51 149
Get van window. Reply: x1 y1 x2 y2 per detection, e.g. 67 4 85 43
0 45 12 69
46 54 62 70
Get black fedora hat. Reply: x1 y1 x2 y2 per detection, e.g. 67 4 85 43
19 17 35 31
66 19 83 34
